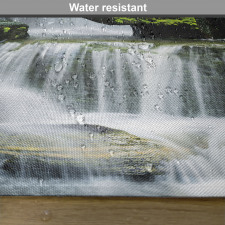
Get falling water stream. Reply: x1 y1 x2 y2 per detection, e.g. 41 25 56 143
0 36 225 196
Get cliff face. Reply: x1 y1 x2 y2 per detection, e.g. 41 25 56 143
127 17 225 39
0 22 29 41
115 17 202 39
196 18 225 39
85 17 225 39
131 23 202 39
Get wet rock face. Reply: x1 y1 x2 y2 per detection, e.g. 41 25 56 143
86 17 225 39
0 124 178 181
196 18 225 39
2 156 89 179
85 17 202 39
131 23 203 39
0 22 29 41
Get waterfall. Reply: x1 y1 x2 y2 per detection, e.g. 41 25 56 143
0 41 225 196
1 42 224 118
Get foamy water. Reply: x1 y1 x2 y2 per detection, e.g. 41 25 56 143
0 41 225 196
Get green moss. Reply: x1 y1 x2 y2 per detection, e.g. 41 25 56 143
114 17 138 24
0 22 29 41
3 27 10 33
113 17 199 29
17 27 27 30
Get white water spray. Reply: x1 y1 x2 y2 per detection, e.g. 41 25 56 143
0 41 225 196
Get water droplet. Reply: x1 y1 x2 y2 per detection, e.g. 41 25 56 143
154 104 161 111
158 93 164 100
143 84 148 89
145 163 153 172
104 81 110 87
136 64 141 68
145 56 155 68
62 57 67 66
140 91 144 97
58 94 65 102
77 114 85 125
54 61 63 72
81 144 86 150
165 86 172 94
57 84 63 91
65 80 70 85
51 80 58 87
179 95 183 99
74 83 79 89
68 108 76 118
41 210 51 221
72 74 78 80
174 88 179 95
89 73 96 80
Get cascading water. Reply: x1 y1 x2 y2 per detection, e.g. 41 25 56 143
0 40 225 196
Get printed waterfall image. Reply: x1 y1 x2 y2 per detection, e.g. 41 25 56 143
0 17 225 196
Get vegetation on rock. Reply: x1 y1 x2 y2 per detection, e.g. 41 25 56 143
87 17 225 39
0 21 29 41
114 17 199 29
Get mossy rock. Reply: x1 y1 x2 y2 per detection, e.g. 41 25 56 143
85 17 225 39
0 123 187 181
0 22 29 41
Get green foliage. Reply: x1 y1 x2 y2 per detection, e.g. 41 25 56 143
113 17 138 24
3 27 10 33
0 22 29 41
17 27 27 30
114 17 199 29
